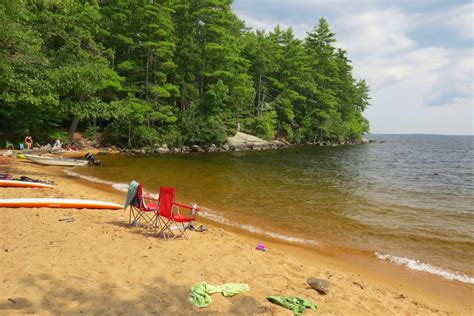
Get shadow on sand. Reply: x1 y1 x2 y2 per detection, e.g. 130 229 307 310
1 273 268 315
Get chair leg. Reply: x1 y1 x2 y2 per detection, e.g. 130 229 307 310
156 218 181 240
155 217 170 240
175 223 190 239
129 207 137 226
130 209 156 229
155 217 163 239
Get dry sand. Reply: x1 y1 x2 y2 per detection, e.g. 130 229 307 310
0 156 472 315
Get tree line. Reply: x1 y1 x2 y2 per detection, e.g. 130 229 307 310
0 0 370 148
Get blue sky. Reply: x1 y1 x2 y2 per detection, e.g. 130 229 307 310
233 0 473 135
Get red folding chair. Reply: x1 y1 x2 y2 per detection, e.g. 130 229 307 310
155 186 200 240
128 183 159 228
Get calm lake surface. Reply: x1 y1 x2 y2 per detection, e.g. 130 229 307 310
76 134 474 282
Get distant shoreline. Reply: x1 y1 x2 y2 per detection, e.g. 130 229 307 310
366 133 474 137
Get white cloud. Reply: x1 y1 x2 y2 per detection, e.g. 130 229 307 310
421 2 474 41
237 13 311 39
364 47 473 135
335 9 415 57
365 79 473 134
233 0 474 134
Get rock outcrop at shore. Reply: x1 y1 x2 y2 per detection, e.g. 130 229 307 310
99 133 380 156
226 132 272 151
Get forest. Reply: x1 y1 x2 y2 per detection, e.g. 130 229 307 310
0 0 370 148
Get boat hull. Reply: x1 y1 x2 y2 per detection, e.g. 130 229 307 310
0 198 122 209
0 179 54 189
24 155 88 167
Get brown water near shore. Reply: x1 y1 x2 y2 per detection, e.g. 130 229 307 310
75 136 474 284
53 164 474 308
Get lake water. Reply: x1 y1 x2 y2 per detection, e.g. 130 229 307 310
73 134 474 284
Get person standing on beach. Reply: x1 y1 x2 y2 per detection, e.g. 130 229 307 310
24 135 33 149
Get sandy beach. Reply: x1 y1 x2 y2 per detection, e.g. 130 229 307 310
0 156 472 315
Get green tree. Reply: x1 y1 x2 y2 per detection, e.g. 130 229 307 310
30 0 122 142
0 1 370 148
0 0 59 142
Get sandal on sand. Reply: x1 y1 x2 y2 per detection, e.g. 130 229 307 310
189 224 208 232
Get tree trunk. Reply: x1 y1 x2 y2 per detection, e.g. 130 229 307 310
112 44 116 68
68 116 79 144
180 83 186 111
128 122 132 147
145 49 150 99
256 71 262 117
68 93 84 143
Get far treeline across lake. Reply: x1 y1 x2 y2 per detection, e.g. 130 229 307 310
0 0 370 148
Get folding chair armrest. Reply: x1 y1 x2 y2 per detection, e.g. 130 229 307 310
143 192 159 202
172 202 200 219
172 202 191 210
173 202 201 212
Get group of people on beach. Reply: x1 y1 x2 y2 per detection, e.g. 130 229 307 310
6 135 74 151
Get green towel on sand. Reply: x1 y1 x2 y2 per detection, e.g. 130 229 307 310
188 282 250 308
266 296 317 315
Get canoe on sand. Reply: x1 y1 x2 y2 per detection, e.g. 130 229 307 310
0 179 54 189
24 154 88 167
0 198 122 209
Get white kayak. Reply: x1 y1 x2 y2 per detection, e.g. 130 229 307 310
0 198 122 209
0 179 54 189
24 154 88 167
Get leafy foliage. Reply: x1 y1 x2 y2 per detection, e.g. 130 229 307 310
0 1 370 147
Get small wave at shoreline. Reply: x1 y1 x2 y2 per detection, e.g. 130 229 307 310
63 169 130 192
375 252 474 284
199 209 320 246
63 170 115 185
63 169 320 247
111 183 130 192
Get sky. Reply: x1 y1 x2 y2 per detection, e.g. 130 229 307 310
232 0 473 135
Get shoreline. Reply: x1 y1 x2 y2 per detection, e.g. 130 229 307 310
1 157 472 314
66 161 474 285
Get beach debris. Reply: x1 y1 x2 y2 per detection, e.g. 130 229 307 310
266 295 317 315
2 150 13 157
256 243 267 251
353 281 364 290
16 175 55 185
307 277 330 294
8 298 16 304
59 217 75 223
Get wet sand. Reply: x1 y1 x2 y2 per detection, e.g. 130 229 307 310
0 156 472 315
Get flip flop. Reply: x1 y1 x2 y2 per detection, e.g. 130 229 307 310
194 225 207 232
